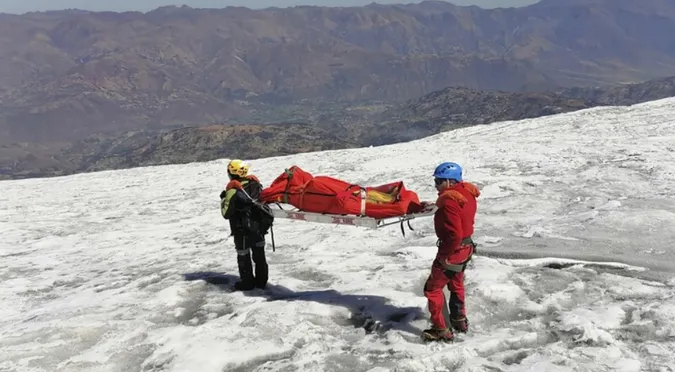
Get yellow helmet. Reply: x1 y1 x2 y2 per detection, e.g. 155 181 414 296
227 159 249 178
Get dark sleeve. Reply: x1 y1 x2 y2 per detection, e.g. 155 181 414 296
221 189 253 219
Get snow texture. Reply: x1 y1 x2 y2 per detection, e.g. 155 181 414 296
1 98 675 372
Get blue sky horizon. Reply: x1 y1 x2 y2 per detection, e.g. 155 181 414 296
1 0 540 14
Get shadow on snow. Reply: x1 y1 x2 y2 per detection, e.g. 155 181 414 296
183 271 426 337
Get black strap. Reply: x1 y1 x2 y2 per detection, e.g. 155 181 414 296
400 219 414 236
270 225 275 252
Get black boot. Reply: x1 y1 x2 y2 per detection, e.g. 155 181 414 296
421 327 454 342
233 280 256 291
252 242 268 289
235 249 255 291
450 317 469 333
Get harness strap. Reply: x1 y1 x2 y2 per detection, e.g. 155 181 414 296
282 168 294 204
435 236 477 273
359 187 366 216
346 184 367 216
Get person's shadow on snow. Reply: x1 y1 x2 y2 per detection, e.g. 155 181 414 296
182 271 425 337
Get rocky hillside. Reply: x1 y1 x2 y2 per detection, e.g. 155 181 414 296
3 75 674 180
560 75 675 106
0 124 358 179
1 0 675 144
360 89 590 145
366 75 675 144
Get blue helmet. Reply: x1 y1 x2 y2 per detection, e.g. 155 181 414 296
433 162 462 181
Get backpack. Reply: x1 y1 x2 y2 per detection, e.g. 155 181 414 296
251 203 274 235
242 179 275 236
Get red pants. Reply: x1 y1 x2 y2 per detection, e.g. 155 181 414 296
423 244 472 329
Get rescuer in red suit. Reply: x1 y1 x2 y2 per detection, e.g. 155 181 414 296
422 161 480 342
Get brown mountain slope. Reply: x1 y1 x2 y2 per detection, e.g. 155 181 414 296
559 75 675 106
364 75 675 145
3 75 674 180
0 123 358 179
359 88 590 145
1 0 675 144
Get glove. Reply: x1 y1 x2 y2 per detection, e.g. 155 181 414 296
226 180 243 190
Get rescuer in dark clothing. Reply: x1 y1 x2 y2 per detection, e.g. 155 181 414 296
220 159 272 291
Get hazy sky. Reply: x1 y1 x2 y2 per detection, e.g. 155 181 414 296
0 0 540 14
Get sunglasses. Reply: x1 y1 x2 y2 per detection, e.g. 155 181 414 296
434 178 446 185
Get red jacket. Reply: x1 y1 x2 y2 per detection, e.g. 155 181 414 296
433 181 480 263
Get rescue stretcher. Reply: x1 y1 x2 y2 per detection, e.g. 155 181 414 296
259 165 438 236
267 201 437 236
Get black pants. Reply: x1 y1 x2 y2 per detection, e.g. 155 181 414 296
234 234 268 288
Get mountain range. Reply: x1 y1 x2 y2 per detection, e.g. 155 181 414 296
2 75 674 180
1 0 675 179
